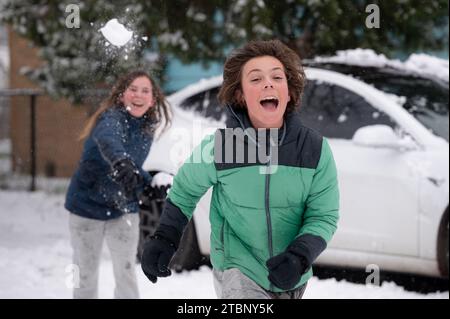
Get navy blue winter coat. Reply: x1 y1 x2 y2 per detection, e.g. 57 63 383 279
65 107 153 220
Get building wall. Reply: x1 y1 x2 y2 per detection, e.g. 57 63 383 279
9 28 89 177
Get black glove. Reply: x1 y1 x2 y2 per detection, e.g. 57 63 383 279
141 233 176 283
266 234 327 290
141 199 188 283
143 184 170 200
266 248 307 290
111 158 142 197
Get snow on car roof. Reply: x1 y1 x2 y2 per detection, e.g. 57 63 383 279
312 48 449 83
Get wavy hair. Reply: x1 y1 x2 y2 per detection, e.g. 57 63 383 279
79 70 171 140
218 40 306 114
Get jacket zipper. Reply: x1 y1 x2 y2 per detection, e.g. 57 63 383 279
220 221 225 252
220 222 224 245
265 148 274 291
229 107 277 289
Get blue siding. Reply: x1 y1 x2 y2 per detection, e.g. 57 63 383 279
163 57 223 94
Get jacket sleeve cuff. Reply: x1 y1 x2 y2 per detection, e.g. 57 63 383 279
155 198 189 248
288 234 327 268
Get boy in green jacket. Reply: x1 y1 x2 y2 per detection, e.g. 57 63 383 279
141 40 339 299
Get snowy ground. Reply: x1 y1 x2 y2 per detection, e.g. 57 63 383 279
0 190 447 299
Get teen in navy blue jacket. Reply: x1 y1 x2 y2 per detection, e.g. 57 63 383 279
65 70 171 298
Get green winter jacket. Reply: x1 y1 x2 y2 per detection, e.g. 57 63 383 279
168 107 339 292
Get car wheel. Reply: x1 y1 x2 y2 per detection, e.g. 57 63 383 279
437 207 449 278
137 184 167 261
170 219 207 272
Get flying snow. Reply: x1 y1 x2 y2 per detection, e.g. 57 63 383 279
99 19 133 47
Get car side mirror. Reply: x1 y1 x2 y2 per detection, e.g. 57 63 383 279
352 125 418 151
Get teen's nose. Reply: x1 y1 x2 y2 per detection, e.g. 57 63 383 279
133 90 143 98
263 78 274 89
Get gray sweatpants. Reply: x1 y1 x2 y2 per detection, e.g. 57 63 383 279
69 213 140 299
213 268 307 299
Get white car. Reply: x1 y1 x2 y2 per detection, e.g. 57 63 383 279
140 62 449 279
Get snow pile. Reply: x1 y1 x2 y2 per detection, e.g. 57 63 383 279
403 53 449 84
0 190 447 299
314 48 399 68
314 49 449 83
303 277 446 299
99 18 133 47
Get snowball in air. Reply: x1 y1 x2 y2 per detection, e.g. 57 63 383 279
99 19 133 47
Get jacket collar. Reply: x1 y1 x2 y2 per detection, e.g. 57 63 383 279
225 104 302 146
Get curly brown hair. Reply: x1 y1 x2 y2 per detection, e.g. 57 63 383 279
79 70 171 140
218 40 306 114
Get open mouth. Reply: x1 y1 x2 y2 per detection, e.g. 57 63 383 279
126 103 145 112
260 97 279 110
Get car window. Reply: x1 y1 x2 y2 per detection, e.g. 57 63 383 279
203 87 225 121
299 80 396 139
367 77 449 141
178 87 225 122
305 63 449 141
179 91 206 114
